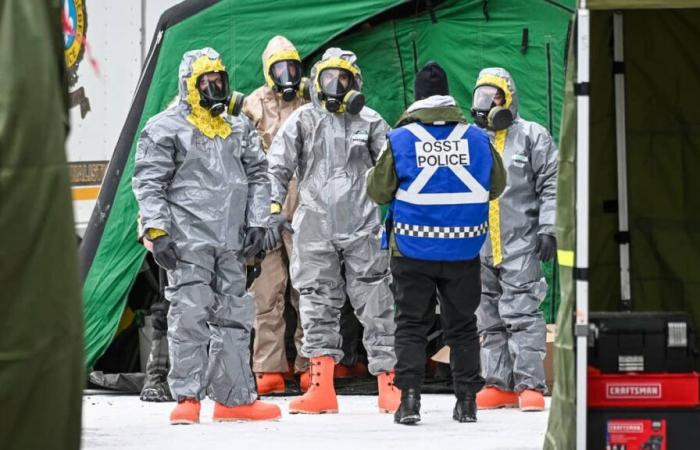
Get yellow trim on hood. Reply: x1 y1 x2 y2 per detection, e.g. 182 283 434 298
475 73 513 110
185 55 232 139
263 49 301 88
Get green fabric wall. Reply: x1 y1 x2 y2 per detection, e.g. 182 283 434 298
82 0 407 371
0 1 83 448
82 0 574 370
547 8 700 448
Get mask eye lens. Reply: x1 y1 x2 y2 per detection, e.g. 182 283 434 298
270 60 301 86
473 85 503 110
319 68 354 97
196 71 229 108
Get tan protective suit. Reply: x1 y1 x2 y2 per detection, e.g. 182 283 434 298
243 36 307 374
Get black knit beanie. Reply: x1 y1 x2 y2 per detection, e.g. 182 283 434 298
414 61 449 101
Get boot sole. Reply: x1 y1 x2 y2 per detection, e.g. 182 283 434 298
477 403 519 410
289 409 338 414
170 419 199 425
395 415 421 425
520 405 545 412
453 416 477 423
213 416 282 422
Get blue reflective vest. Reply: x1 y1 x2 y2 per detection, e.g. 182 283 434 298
386 121 492 261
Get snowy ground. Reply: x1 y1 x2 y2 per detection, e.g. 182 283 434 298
82 394 550 450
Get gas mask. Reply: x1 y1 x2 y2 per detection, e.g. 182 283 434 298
470 84 513 131
317 67 365 114
268 59 305 102
196 71 245 117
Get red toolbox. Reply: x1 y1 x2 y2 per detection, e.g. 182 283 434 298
588 368 700 408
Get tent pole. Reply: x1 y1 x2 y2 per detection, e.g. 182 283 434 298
575 4 591 450
613 12 632 311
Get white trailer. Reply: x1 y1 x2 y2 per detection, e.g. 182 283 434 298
63 0 182 236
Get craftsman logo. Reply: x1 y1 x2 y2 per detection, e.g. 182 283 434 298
606 383 662 399
415 139 470 168
607 422 644 433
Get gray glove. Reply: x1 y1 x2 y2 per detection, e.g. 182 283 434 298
151 235 179 270
263 213 294 251
535 234 557 262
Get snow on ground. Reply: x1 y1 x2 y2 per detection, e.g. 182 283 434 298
82 394 550 450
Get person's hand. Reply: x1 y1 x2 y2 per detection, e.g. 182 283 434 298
535 234 557 262
150 235 180 270
243 227 266 258
263 213 294 251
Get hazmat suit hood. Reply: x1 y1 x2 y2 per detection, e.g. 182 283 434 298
309 47 364 112
178 47 232 139
261 35 301 87
472 67 518 129
474 67 519 117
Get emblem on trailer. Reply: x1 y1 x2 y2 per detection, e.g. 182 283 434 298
63 0 91 118
63 0 87 83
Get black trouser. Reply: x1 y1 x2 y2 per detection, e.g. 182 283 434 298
391 256 485 399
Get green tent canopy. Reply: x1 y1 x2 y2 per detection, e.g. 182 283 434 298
546 2 700 449
78 0 574 378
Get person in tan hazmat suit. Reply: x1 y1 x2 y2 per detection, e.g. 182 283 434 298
243 35 309 395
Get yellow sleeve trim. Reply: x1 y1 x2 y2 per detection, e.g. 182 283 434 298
147 228 168 240
271 202 282 214
557 249 575 267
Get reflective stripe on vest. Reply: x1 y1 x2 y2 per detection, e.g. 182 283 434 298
388 121 492 261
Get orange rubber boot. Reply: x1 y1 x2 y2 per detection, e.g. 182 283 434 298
299 370 311 393
213 400 282 421
476 387 519 409
256 373 286 395
377 371 401 413
518 389 545 411
170 398 201 425
289 356 338 414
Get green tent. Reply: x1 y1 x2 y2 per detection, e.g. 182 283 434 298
546 2 700 448
78 0 574 373
0 1 83 449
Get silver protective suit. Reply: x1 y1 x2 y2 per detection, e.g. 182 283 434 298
132 48 270 405
475 68 558 393
267 48 396 375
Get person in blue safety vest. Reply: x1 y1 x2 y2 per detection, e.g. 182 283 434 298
367 61 506 425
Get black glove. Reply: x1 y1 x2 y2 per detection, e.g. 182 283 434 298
264 213 294 251
535 234 557 262
151 235 180 270
243 227 266 258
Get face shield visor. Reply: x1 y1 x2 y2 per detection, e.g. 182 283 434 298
269 60 303 101
317 67 364 114
197 71 230 116
470 84 513 130
319 67 354 98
